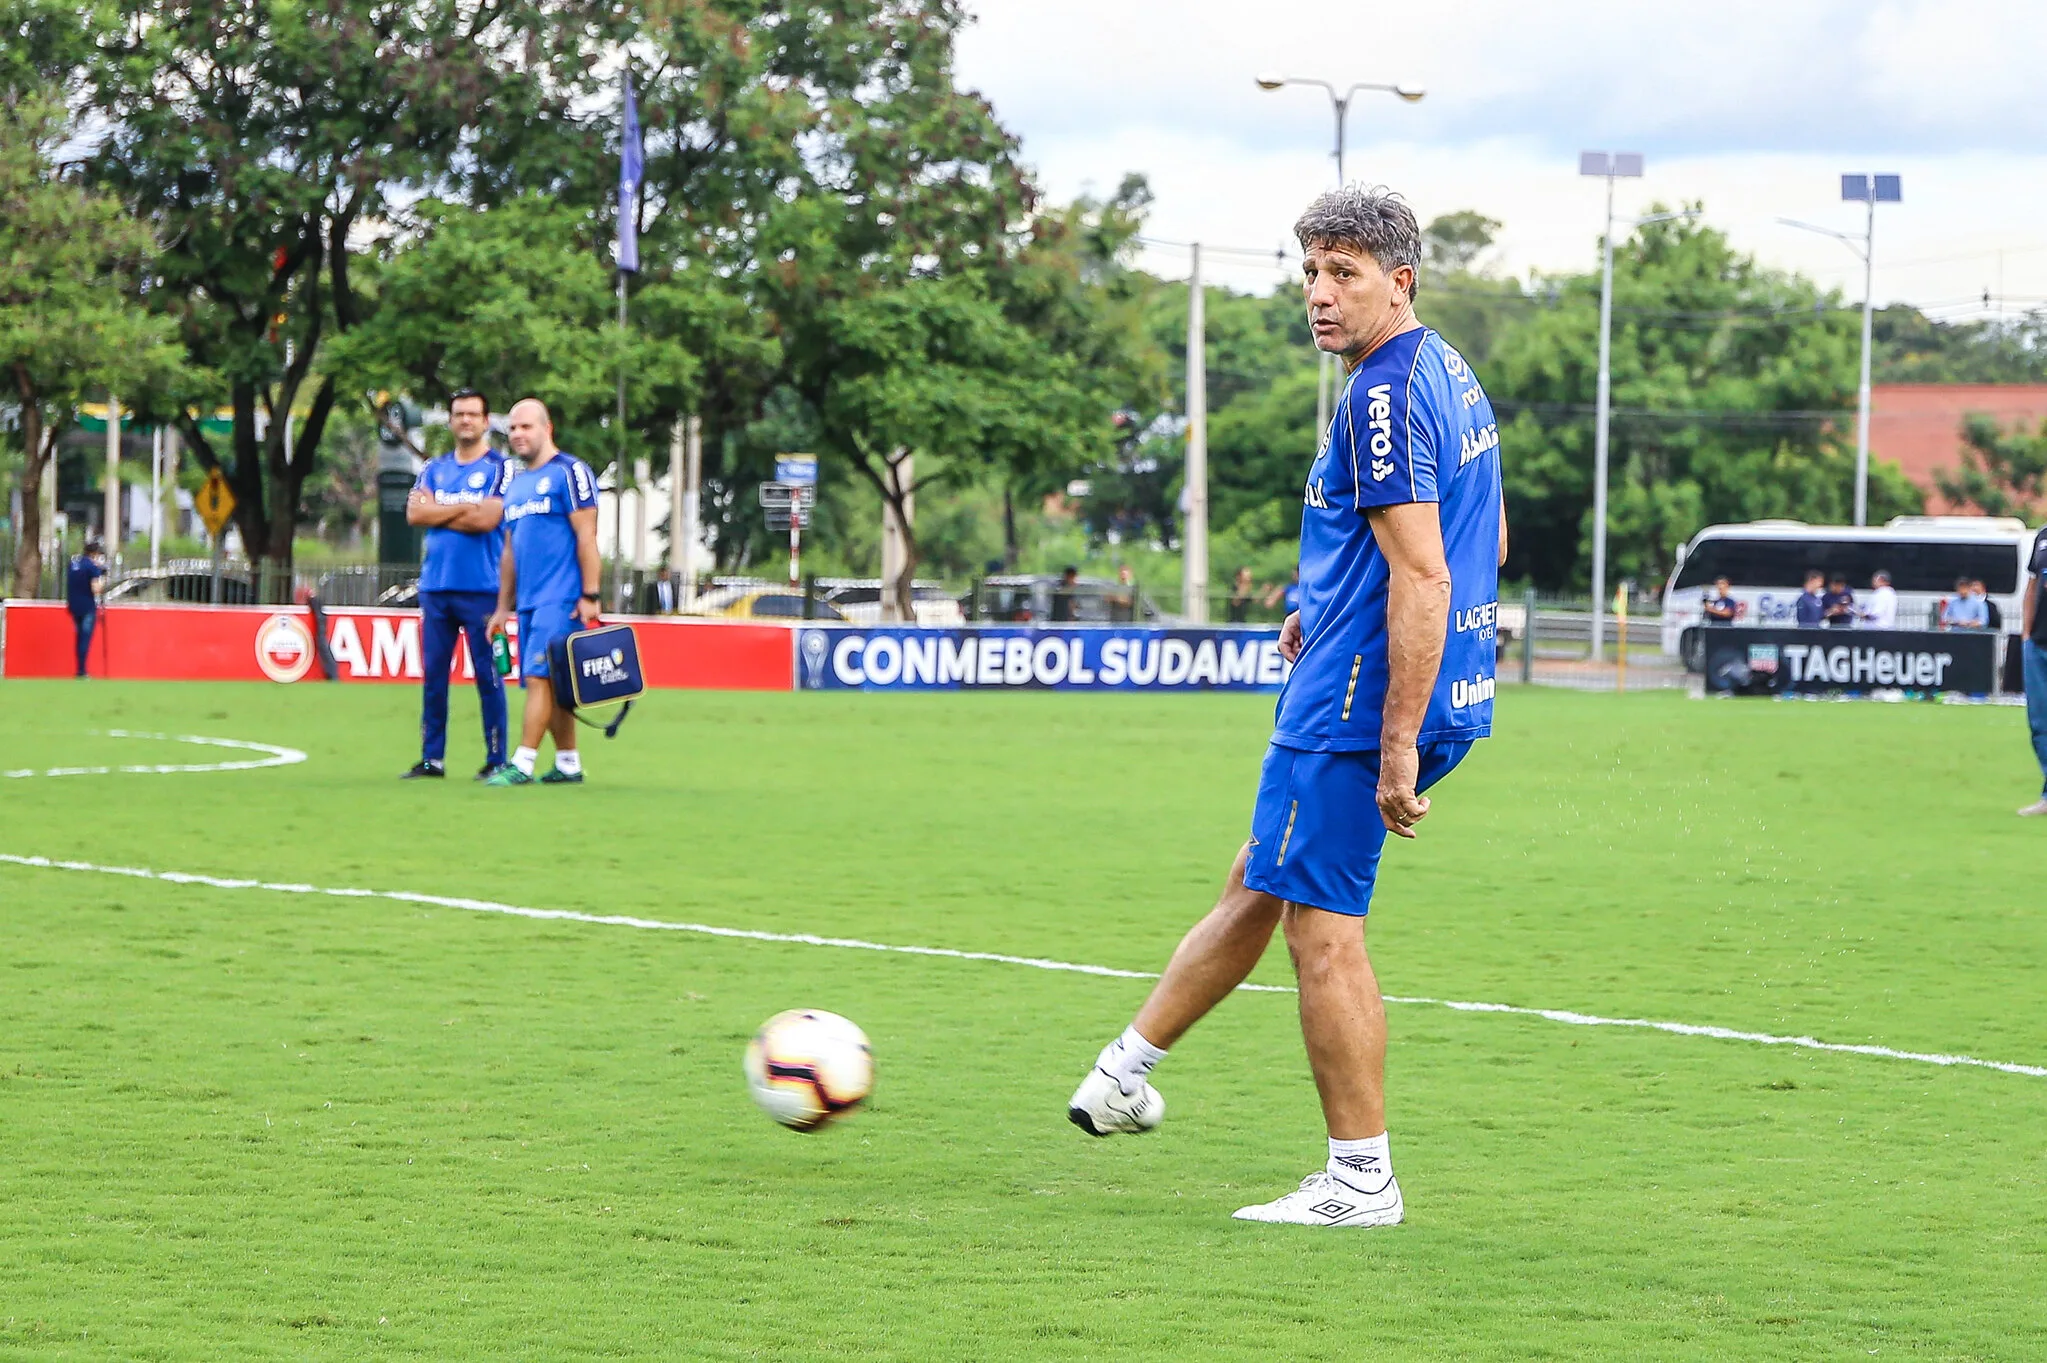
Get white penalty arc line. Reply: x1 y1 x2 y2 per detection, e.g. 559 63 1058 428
3 851 2043 1082
2 731 307 780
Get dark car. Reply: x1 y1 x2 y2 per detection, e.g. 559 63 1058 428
102 569 256 605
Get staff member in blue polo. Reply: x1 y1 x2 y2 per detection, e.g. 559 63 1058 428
66 537 107 678
401 389 513 780
484 398 602 787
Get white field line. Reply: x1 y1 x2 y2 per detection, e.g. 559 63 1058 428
2 851 2042 1081
2 731 306 779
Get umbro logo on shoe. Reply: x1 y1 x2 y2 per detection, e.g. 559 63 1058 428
1308 1199 1357 1219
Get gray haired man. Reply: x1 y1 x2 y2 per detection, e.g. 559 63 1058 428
1067 186 1508 1226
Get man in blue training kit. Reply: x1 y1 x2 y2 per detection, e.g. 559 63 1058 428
66 537 107 677
1069 186 1508 1227
401 389 512 780
484 398 602 787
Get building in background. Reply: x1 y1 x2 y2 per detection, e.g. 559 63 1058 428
1871 383 2047 512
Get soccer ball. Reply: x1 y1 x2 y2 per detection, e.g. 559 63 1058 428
744 1009 874 1132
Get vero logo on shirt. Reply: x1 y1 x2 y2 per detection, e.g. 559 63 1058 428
1366 384 1394 481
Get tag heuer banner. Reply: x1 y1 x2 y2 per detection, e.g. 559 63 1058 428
796 626 1292 692
1700 627 1998 695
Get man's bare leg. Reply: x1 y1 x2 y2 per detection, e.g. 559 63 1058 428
1281 904 1385 1140
1227 903 1403 1225
1069 843 1283 1136
1132 843 1285 1048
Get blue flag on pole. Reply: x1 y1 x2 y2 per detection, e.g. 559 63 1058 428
618 71 642 273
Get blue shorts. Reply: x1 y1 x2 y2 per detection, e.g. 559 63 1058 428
517 601 581 685
1241 741 1473 916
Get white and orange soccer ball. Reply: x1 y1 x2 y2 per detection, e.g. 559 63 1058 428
743 1009 874 1132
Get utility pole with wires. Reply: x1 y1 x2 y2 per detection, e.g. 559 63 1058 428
1183 243 1208 623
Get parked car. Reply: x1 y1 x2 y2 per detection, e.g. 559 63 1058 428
970 574 1160 624
682 584 847 621
102 569 256 605
815 578 966 626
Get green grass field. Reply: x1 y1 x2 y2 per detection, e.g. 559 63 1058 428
3 679 2045 1360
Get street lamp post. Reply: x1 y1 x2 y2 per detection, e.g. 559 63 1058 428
1779 174 1900 528
1577 152 1696 663
1256 74 1424 437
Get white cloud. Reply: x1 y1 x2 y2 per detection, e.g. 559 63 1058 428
956 0 2047 313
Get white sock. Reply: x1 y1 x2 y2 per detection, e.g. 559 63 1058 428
1328 1133 1393 1192
511 746 537 776
554 748 582 776
1095 1025 1167 1096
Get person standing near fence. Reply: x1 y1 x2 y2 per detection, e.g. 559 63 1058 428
401 390 512 780
65 537 106 678
2019 529 2047 817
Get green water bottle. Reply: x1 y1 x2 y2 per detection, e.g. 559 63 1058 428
492 632 513 677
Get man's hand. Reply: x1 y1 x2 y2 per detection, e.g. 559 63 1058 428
575 597 602 626
485 609 511 641
1377 743 1430 839
1278 611 1303 662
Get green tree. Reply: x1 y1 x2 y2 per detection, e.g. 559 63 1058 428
1485 213 1921 591
75 0 612 595
322 196 697 458
0 90 188 594
1937 415 2047 518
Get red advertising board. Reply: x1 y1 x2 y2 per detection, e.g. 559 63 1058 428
0 601 792 691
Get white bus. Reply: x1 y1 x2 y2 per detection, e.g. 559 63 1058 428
1661 516 2037 668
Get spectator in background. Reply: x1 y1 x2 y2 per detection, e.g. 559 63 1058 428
2020 527 2047 816
1861 570 1897 629
1821 573 1857 627
1701 575 1739 626
1050 565 1080 623
66 536 107 678
1942 576 1988 630
1979 580 2003 631
1227 566 1255 623
1107 564 1137 623
1795 569 1826 627
650 565 677 614
1263 566 1302 617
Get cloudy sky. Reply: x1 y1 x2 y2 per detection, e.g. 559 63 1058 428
953 0 2047 318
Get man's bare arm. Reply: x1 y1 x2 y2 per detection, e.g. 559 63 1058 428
1368 500 1452 838
444 498 504 533
1498 503 1509 568
570 506 602 623
2025 574 2038 639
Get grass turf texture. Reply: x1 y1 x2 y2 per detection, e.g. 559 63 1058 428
2 680 2044 1361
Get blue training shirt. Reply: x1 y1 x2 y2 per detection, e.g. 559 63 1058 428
66 555 104 615
502 451 599 609
1272 326 1503 752
413 449 513 593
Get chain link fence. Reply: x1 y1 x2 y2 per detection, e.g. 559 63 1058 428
1501 588 1688 692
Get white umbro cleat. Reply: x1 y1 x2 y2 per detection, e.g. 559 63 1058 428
2018 799 2047 817
1232 1170 1404 1227
1067 1066 1164 1136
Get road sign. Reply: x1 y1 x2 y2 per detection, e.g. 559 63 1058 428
195 469 236 538
774 454 818 486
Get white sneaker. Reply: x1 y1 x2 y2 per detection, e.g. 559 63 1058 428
2019 799 2047 817
1066 1066 1164 1136
1232 1170 1404 1227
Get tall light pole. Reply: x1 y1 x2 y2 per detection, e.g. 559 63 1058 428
1257 74 1425 436
1578 152 1695 662
1780 174 1899 528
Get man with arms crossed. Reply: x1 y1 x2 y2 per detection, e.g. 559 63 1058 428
1067 186 1505 1228
402 389 512 780
484 399 603 787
